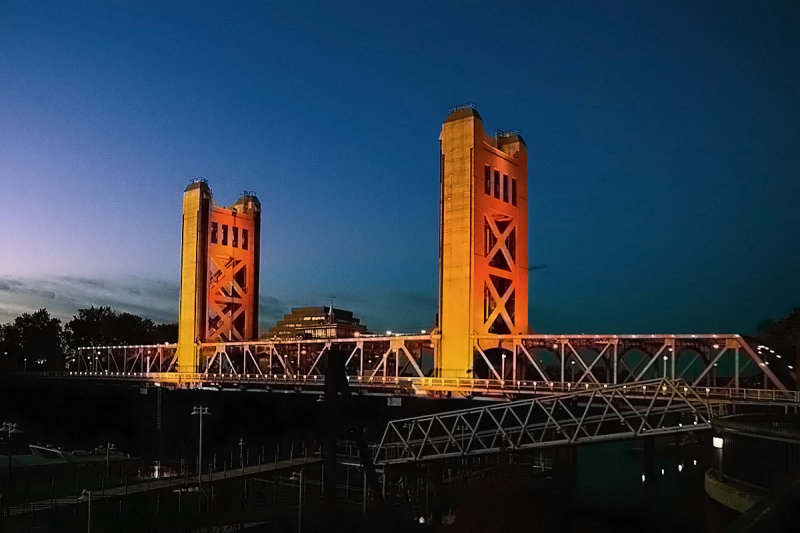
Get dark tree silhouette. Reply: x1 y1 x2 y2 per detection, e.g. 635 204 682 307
757 307 800 358
64 306 176 350
0 309 64 371
150 322 178 344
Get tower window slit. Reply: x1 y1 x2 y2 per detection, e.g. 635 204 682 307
210 222 218 244
511 178 517 206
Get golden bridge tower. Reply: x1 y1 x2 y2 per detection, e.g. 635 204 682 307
176 179 261 372
438 106 529 378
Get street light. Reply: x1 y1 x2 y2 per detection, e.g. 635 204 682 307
78 489 92 533
2 422 22 510
105 442 117 478
191 406 211 489
290 470 304 533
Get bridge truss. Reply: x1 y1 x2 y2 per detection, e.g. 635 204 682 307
70 333 792 397
373 379 720 465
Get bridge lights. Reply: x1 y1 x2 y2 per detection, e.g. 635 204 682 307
712 436 723 449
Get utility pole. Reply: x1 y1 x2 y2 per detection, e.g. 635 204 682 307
105 442 116 479
191 406 211 490
2 422 22 510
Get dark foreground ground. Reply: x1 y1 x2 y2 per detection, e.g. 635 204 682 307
0 375 741 532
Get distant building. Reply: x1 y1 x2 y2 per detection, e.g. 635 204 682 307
264 307 369 340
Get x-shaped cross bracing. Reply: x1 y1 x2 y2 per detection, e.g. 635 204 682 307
483 216 517 332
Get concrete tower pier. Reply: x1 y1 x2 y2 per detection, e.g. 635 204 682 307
438 106 529 378
176 179 261 372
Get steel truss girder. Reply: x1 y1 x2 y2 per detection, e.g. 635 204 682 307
75 344 178 374
374 379 718 465
72 333 790 396
197 335 431 380
472 333 787 392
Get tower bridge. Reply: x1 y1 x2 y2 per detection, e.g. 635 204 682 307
56 106 793 406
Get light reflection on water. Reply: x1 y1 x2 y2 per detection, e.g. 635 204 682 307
570 438 736 531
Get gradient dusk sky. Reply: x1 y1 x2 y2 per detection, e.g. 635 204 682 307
1 1 798 334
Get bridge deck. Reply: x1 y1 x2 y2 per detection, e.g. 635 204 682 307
35 370 800 406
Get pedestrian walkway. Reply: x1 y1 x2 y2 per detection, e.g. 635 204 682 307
4 455 321 518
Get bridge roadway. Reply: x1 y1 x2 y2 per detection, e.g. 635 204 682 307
42 370 800 407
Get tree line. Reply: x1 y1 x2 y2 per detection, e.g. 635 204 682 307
0 307 177 372
757 307 800 361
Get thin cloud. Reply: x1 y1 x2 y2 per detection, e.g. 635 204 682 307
0 275 291 332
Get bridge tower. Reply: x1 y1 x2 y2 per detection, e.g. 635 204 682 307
438 106 529 378
176 179 261 372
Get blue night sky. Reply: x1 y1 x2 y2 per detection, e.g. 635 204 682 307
0 1 798 335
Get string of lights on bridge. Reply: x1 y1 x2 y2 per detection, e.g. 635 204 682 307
757 344 794 373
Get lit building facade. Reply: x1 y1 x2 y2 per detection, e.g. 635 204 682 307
264 307 369 340
438 106 529 378
177 179 261 371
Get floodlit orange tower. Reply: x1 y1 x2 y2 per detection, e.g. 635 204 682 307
176 179 261 372
438 106 529 378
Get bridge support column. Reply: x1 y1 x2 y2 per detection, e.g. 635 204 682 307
438 106 529 379
176 180 261 373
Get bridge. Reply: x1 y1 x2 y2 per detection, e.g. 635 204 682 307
66 332 791 399
27 107 796 467
373 378 717 464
